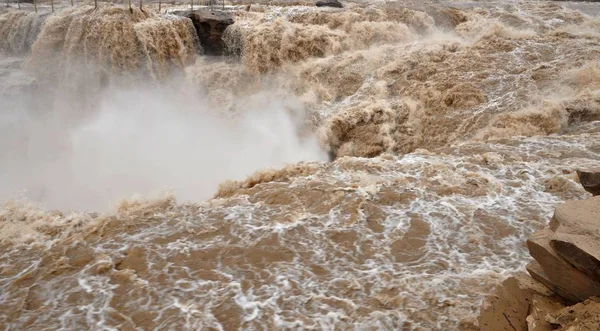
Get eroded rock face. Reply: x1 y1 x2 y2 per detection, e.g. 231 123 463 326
478 274 600 331
526 294 565 331
527 228 600 303
526 261 576 305
480 196 600 329
526 197 600 303
172 10 234 55
478 273 565 331
549 197 600 282
546 297 600 330
551 233 600 281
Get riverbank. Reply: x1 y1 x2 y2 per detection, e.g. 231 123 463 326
479 177 600 330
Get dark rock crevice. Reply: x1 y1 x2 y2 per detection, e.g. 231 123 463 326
172 10 234 56
315 0 343 8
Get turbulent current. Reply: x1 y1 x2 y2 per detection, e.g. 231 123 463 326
1 0 600 330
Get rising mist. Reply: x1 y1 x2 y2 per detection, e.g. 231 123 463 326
0 73 327 211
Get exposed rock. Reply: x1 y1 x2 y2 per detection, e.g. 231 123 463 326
546 297 600 330
172 10 234 56
315 0 343 8
526 294 565 331
526 261 576 304
547 197 600 281
550 196 600 236
527 228 600 303
478 273 564 331
551 232 600 281
577 170 600 196
480 196 600 330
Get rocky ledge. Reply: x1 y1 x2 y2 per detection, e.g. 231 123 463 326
479 171 600 330
577 170 600 196
172 10 234 56
315 0 343 8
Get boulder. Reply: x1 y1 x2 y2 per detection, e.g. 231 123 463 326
526 261 576 304
172 10 234 56
547 196 600 282
551 232 600 281
577 170 600 196
550 196 600 235
315 0 343 8
480 196 600 329
527 228 600 302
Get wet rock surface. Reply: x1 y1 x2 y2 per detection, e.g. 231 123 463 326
577 170 600 196
172 10 234 55
315 0 343 8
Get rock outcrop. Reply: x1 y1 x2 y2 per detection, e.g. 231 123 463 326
479 194 600 330
546 297 600 330
315 0 343 8
527 227 600 303
172 10 234 56
479 273 566 331
548 197 600 281
577 170 600 196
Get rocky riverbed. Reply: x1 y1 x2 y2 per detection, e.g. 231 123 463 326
479 174 600 330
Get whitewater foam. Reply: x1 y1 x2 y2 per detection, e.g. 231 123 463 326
2 1 600 330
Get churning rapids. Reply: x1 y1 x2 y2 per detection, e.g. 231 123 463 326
1 0 600 329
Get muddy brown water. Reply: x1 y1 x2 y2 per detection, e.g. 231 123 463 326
1 1 600 329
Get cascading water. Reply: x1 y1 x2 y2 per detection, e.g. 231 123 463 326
1 1 600 330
